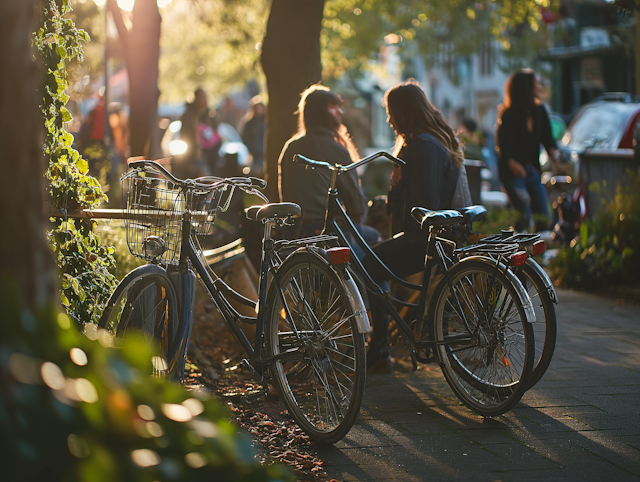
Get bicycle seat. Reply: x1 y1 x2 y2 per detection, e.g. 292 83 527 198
456 205 487 224
246 203 301 222
411 207 464 228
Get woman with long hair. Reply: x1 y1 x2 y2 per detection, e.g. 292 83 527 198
278 84 368 236
363 79 463 372
496 69 559 231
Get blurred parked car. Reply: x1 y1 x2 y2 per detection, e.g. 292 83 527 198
160 120 253 175
542 93 640 176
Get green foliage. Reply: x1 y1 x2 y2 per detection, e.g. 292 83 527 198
472 208 522 235
0 282 291 482
95 223 146 281
34 0 117 327
321 0 553 80
158 0 268 104
549 169 640 290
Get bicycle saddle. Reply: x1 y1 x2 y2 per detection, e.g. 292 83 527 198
411 207 464 228
455 205 487 224
245 203 301 222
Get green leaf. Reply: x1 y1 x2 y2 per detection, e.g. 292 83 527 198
77 158 88 175
60 293 70 306
61 107 72 122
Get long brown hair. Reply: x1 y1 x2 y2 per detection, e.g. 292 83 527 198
384 79 464 169
497 68 538 122
296 84 359 161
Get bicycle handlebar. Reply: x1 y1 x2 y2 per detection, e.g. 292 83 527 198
128 160 268 197
293 150 404 173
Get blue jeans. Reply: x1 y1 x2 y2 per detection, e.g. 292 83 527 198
502 165 550 232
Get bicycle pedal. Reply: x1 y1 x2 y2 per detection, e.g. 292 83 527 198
240 358 263 381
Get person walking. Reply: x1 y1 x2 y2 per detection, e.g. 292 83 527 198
278 84 371 240
362 80 464 373
496 69 559 232
238 96 266 175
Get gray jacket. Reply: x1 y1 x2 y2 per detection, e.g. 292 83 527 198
278 127 368 224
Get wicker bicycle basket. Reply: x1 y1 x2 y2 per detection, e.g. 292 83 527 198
121 166 229 265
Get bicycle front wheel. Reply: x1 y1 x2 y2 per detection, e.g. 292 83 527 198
98 264 184 381
265 251 366 444
430 258 534 416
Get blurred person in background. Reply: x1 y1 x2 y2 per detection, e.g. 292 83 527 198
178 88 213 178
238 96 266 173
496 69 559 232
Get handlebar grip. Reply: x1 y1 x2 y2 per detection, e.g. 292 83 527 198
128 160 182 185
249 177 267 189
377 152 405 166
293 154 333 170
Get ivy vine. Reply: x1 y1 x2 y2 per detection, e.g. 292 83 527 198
35 0 117 326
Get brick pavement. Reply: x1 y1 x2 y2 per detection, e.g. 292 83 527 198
316 289 640 481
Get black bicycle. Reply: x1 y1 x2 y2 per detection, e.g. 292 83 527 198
451 226 557 389
292 152 536 416
98 160 368 443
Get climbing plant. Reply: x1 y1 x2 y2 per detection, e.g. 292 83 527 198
34 0 117 327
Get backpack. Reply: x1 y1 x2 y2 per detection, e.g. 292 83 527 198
450 164 473 208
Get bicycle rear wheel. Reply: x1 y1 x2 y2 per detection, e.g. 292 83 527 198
265 251 366 444
519 262 556 389
430 258 534 416
98 264 184 381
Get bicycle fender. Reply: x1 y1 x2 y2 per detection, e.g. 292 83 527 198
289 247 371 334
462 256 536 324
525 258 558 304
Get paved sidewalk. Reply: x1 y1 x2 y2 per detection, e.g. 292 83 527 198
316 289 640 481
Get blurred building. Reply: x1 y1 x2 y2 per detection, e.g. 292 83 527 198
541 1 635 118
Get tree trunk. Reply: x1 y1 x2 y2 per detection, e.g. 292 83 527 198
108 0 161 158
128 0 161 157
0 0 56 309
260 0 325 202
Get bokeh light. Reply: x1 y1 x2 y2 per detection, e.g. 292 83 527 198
182 398 204 416
131 449 160 467
162 403 192 422
70 347 88 366
138 404 155 421
41 362 65 390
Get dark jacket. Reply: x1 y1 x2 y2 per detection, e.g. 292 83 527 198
387 133 458 240
278 127 368 224
496 104 556 178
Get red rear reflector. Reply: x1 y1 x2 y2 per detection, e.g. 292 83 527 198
328 247 350 265
509 251 527 267
532 240 546 256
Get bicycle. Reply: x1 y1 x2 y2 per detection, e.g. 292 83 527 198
292 152 536 416
450 219 557 389
98 160 369 443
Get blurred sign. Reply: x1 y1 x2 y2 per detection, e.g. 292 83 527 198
580 28 610 49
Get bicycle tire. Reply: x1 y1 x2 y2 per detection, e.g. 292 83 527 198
519 262 556 389
98 264 184 381
265 251 366 444
430 258 534 416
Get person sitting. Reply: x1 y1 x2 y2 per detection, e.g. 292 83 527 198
362 80 464 373
278 84 373 242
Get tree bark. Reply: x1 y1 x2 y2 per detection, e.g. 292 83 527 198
260 0 325 202
108 0 161 158
0 0 56 309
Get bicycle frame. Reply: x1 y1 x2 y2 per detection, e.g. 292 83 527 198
319 171 471 351
178 211 346 378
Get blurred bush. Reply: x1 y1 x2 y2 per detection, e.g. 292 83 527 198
95 223 145 281
549 168 640 290
472 208 521 235
0 284 291 482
